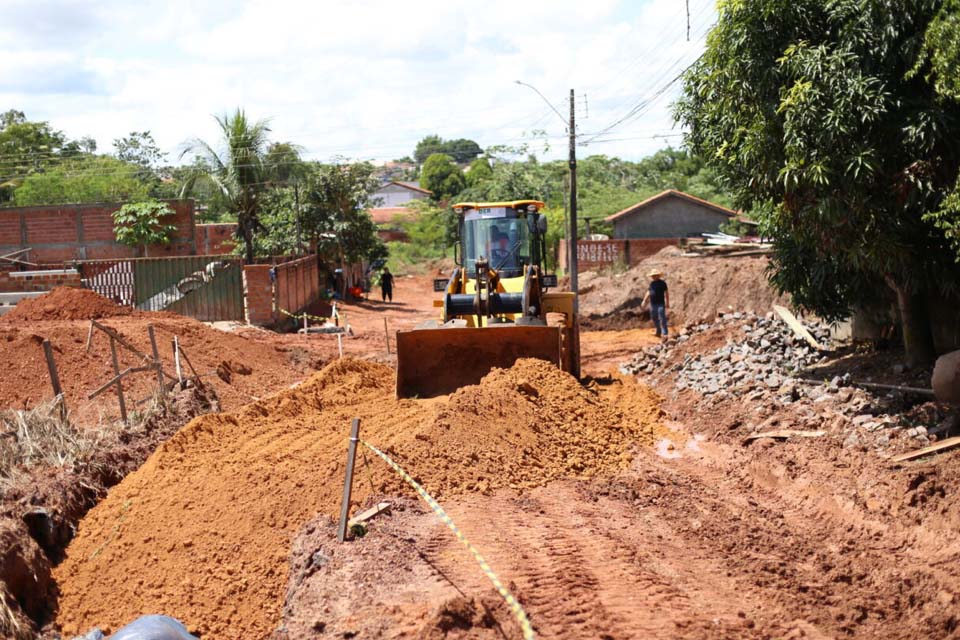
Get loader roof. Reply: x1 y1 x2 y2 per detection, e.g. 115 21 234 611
452 200 545 212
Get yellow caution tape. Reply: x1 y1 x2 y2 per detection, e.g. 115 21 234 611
279 307 330 323
360 439 536 640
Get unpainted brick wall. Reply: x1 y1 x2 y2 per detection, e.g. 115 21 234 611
557 238 679 271
196 223 238 255
0 200 196 264
0 268 81 293
275 256 320 317
243 264 275 326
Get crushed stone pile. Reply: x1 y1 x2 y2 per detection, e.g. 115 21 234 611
622 312 955 450
578 245 789 329
621 311 832 395
2 287 131 322
53 358 663 639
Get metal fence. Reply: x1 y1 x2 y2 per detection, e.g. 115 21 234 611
77 255 244 322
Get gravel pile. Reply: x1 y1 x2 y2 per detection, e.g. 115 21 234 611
620 311 831 398
620 311 955 448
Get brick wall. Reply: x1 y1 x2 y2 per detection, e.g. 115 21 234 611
243 256 323 327
196 223 238 255
243 264 275 325
0 267 81 292
0 200 196 264
558 238 679 271
275 255 320 317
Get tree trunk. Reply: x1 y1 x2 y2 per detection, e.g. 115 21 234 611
242 223 255 264
888 279 936 367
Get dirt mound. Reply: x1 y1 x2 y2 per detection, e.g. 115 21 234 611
0 314 318 423
2 287 130 322
53 358 663 639
579 246 789 330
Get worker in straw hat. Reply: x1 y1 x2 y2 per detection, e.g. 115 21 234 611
640 268 670 338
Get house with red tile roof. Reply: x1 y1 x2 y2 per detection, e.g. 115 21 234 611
369 182 433 242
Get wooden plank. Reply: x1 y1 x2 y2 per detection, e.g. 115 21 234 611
87 366 156 399
773 304 824 350
91 320 151 361
109 336 128 423
742 429 826 445
348 502 392 529
890 436 960 464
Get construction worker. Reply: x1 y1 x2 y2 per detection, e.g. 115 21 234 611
641 268 669 338
380 266 394 303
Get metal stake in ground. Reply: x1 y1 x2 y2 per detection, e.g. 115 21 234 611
42 339 66 421
172 337 183 387
337 417 361 543
109 336 128 423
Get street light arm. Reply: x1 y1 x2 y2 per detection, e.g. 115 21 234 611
514 80 568 129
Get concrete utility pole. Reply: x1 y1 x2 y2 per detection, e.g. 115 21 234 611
568 88 579 315
513 80 580 315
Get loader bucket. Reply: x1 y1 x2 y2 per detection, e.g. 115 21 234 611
396 325 563 398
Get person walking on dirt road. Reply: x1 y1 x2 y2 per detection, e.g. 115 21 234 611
380 267 394 303
641 269 669 338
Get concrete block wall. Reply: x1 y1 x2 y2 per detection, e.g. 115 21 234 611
0 200 196 264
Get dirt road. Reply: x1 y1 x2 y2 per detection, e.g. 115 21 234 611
281 421 960 639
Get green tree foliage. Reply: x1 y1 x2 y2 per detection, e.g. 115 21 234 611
301 162 387 266
0 110 68 201
181 109 272 263
675 0 960 364
13 156 150 205
414 135 483 164
420 153 466 201
112 200 178 257
113 131 165 172
465 157 493 188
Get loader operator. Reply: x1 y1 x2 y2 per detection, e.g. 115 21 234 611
491 232 511 264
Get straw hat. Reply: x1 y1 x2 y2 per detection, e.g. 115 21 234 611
647 268 663 277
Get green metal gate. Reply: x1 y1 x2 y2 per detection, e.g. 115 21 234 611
79 255 244 322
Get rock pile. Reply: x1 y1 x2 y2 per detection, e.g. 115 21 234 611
621 311 831 399
620 312 955 449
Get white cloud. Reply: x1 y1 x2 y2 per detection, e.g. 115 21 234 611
2 0 715 163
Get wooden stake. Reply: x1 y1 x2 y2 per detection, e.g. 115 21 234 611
175 340 205 390
85 321 95 352
146 324 165 397
337 333 343 359
173 337 183 386
337 418 361 543
42 339 66 420
109 336 128 423
303 312 308 336
889 436 960 464
384 317 390 354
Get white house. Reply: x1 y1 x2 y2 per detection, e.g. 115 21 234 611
373 181 432 207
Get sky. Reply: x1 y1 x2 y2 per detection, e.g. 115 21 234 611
0 0 716 166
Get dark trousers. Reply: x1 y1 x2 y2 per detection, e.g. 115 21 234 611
381 286 392 302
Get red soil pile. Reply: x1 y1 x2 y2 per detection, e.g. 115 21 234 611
0 314 315 421
2 287 130 322
578 245 789 329
53 358 663 639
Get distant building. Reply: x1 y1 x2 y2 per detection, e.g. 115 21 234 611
369 181 433 243
373 181 432 208
604 189 738 239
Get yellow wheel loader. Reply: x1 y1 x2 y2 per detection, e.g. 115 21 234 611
396 200 580 398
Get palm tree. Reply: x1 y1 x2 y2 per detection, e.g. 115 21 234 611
180 109 271 263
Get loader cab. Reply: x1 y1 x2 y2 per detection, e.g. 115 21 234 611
453 200 545 279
